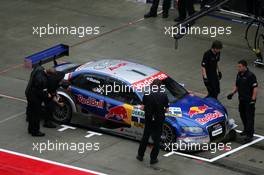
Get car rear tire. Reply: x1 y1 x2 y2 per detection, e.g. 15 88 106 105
161 122 177 150
52 96 72 124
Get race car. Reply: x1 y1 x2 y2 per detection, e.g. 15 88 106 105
53 59 237 150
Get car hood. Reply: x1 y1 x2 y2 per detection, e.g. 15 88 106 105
166 94 226 127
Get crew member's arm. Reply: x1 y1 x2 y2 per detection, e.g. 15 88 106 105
141 95 147 111
217 54 222 79
201 67 207 79
227 74 239 100
250 74 258 102
252 87 258 101
164 95 169 114
34 71 49 99
201 53 208 80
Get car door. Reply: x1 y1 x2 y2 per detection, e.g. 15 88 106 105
104 78 143 126
70 73 107 117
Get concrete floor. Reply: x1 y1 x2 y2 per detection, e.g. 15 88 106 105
0 0 264 175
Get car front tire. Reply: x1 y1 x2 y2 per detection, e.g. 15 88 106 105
52 96 72 124
161 122 177 151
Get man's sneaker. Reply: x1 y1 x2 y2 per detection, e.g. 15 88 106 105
31 131 45 137
144 12 157 18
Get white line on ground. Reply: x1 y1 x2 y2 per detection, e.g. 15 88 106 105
163 130 264 162
0 93 27 103
0 148 108 175
0 111 25 124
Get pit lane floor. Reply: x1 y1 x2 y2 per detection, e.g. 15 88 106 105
0 0 264 175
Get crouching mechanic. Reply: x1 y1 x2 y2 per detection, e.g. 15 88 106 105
137 79 169 165
227 60 258 143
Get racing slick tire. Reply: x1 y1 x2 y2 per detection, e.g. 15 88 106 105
161 122 177 151
52 96 72 124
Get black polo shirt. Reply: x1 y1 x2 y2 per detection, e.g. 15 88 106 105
143 92 169 123
201 50 220 80
236 69 258 102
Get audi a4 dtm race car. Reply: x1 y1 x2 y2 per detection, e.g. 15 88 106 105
51 59 237 150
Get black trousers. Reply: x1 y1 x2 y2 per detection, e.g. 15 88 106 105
149 0 172 15
205 79 220 99
178 0 195 20
239 100 255 138
44 99 55 123
138 121 163 160
27 98 42 134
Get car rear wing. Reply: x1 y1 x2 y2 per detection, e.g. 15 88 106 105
24 44 69 68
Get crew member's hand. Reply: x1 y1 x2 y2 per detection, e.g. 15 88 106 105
218 71 222 80
48 93 52 98
58 102 65 107
250 99 256 105
227 93 233 100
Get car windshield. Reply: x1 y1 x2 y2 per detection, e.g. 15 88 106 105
137 77 188 103
162 77 188 103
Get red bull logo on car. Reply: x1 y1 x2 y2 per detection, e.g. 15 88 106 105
188 105 209 117
77 95 104 109
196 110 224 125
105 106 128 120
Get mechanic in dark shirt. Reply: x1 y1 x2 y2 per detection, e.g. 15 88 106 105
25 65 49 137
227 60 258 143
137 79 169 165
43 69 65 128
144 0 172 18
201 40 223 99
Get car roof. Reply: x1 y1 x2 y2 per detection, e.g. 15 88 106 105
74 59 164 85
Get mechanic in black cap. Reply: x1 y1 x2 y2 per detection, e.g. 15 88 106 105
137 79 169 165
25 65 49 137
43 68 65 128
144 0 172 18
201 40 223 99
227 60 258 143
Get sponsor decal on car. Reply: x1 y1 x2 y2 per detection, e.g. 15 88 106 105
108 63 127 71
77 95 104 109
188 105 209 117
196 110 224 125
131 72 168 89
86 77 100 84
105 106 128 120
166 107 182 117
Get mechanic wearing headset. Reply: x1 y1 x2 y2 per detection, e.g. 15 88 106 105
137 79 169 165
227 60 258 143
201 40 223 99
